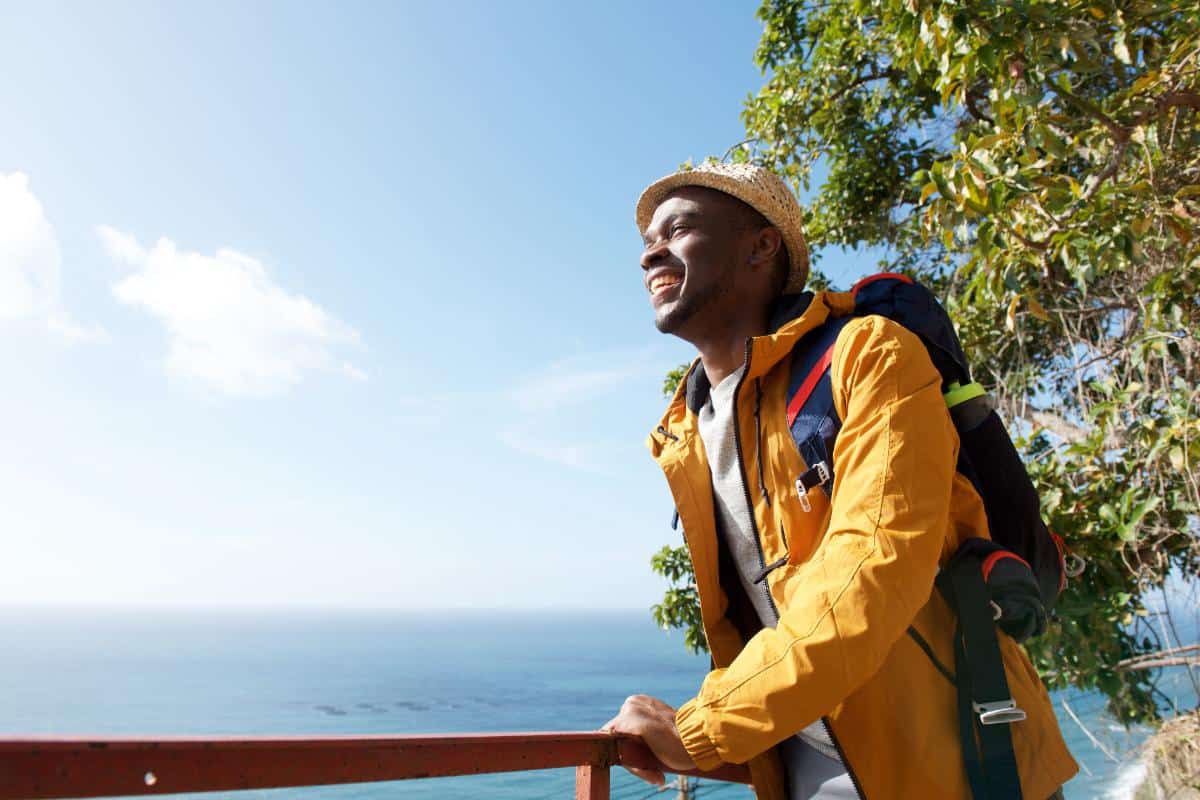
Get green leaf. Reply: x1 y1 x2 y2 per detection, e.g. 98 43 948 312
1026 293 1050 321
1130 71 1159 94
1113 35 1132 65
721 0 1191 724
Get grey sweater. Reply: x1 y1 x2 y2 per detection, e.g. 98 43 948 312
697 364 858 800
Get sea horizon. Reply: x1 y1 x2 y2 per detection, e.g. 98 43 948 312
5 607 1192 799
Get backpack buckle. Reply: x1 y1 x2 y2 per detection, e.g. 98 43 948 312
796 480 812 512
795 461 832 513
973 699 1027 725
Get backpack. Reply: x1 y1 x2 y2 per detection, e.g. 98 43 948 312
785 272 1071 800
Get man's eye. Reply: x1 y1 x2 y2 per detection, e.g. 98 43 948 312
670 225 688 237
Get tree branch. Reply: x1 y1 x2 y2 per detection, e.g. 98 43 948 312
1080 139 1129 205
1117 644 1200 672
1007 135 1130 253
1130 90 1200 127
1061 698 1120 763
1047 81 1130 143
827 67 902 104
720 138 760 163
964 87 994 124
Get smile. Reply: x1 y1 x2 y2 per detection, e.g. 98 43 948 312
649 274 682 296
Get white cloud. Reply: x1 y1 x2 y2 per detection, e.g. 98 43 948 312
95 224 146 265
498 427 600 471
0 171 103 341
341 362 369 382
498 348 662 470
47 312 109 343
101 228 364 395
507 351 659 413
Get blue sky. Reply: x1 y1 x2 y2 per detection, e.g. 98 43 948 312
1 1 873 609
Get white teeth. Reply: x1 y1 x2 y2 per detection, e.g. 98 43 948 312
650 275 681 294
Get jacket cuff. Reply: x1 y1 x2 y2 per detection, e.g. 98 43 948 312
675 697 724 771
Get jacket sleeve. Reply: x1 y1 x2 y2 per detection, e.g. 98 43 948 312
675 315 957 769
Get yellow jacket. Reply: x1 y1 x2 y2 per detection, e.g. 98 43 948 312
648 290 1078 799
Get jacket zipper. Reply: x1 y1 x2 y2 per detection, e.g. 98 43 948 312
822 717 867 799
730 341 780 623
734 340 866 799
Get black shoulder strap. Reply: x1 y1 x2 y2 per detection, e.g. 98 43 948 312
940 543 1027 800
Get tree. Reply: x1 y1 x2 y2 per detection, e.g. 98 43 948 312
652 0 1200 723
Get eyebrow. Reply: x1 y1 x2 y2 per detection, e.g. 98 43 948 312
642 211 699 245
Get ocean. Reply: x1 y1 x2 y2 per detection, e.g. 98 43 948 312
2 609 1193 800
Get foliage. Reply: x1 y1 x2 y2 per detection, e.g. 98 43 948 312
651 0 1200 722
662 364 689 399
650 543 707 654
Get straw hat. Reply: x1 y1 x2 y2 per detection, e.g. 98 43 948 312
635 161 810 293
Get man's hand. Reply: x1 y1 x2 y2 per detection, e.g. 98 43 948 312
601 694 697 785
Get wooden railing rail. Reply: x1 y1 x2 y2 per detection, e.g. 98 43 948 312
0 732 752 800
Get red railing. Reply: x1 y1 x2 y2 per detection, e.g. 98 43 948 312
0 733 751 800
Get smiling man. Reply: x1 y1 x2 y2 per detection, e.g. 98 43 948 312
602 162 1076 799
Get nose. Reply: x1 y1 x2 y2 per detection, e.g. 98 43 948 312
640 237 668 272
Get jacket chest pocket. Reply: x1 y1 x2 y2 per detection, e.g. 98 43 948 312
776 484 834 566
750 420 832 572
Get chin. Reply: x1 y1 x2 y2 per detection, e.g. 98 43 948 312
654 301 694 336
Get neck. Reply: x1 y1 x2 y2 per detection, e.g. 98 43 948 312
691 314 770 387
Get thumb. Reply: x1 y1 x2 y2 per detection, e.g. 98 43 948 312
625 766 666 786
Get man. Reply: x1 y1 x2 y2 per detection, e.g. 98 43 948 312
603 162 1077 799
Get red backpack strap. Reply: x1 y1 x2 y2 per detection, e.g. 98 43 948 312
786 343 836 428
850 271 914 295
786 317 853 510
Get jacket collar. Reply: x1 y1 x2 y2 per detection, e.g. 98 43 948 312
675 289 853 415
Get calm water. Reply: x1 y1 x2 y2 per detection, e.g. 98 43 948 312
2 609 1190 799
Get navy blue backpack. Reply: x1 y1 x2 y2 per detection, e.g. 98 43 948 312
785 273 1070 800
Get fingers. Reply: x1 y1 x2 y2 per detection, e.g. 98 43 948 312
602 694 696 778
636 695 677 715
610 694 673 725
602 696 655 736
624 766 666 786
600 714 638 736
622 694 669 713
604 703 664 785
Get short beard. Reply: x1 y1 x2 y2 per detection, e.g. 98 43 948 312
654 280 726 336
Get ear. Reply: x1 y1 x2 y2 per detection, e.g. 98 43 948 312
747 226 784 271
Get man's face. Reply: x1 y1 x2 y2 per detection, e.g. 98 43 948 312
640 187 755 337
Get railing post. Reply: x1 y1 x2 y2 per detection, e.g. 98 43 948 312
574 764 609 800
